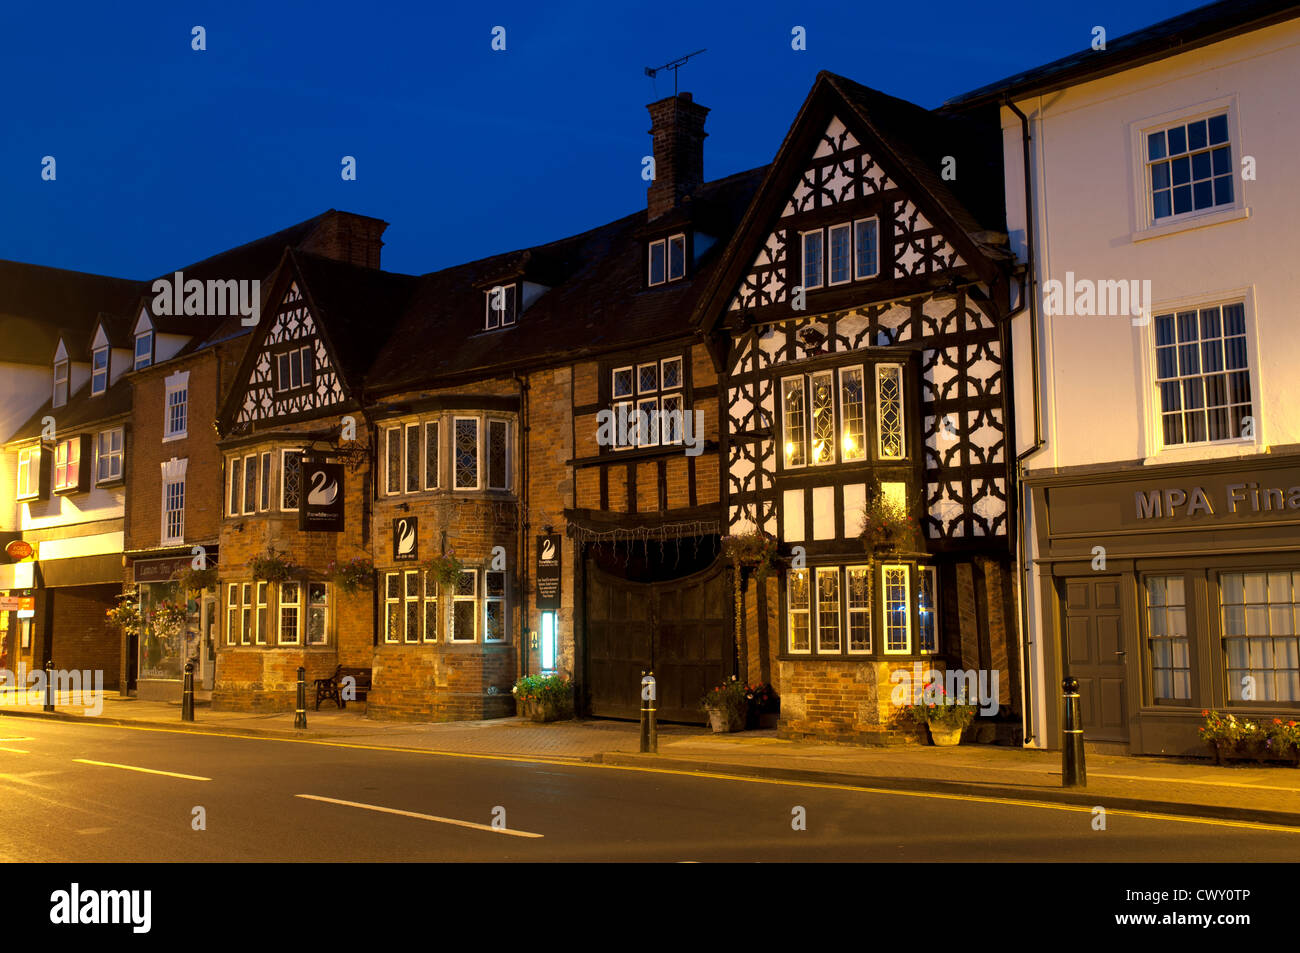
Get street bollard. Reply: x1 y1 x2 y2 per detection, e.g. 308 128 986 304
181 661 195 722
640 670 657 754
1062 676 1087 788
43 658 54 712
294 666 307 729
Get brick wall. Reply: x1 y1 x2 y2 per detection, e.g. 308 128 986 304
778 658 930 744
48 584 121 690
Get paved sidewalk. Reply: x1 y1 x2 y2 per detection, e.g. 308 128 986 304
5 692 1300 826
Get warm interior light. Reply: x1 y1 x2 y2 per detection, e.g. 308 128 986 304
842 435 856 454
785 442 796 460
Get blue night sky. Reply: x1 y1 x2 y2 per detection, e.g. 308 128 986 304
2 0 1203 280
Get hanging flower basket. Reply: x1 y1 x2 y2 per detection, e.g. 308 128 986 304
327 557 375 595
152 600 190 642
859 478 923 555
250 548 297 583
173 565 218 593
720 532 778 579
422 550 466 590
105 592 142 636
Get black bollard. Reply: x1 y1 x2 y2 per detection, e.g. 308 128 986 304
181 661 195 722
1062 676 1087 788
294 666 307 729
640 670 657 754
43 658 54 712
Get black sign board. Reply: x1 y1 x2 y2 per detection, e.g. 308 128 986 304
393 516 419 562
299 461 345 532
536 534 561 610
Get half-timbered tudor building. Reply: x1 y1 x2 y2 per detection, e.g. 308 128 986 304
695 72 1022 742
123 212 366 701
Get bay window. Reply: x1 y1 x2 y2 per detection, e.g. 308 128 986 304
278 582 300 645
788 563 938 657
783 362 906 467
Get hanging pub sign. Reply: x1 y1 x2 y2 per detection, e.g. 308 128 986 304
393 516 419 562
300 460 345 532
536 534 561 610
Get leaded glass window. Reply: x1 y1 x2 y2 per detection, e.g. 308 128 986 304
876 364 905 459
454 418 479 489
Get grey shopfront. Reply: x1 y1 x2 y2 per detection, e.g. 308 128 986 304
1029 452 1300 756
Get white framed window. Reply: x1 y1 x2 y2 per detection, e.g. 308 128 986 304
487 419 510 490
917 566 938 655
451 569 476 641
800 229 823 290
280 449 303 510
17 446 44 500
875 364 905 459
134 331 153 370
484 570 506 642
53 359 69 408
668 234 686 281
809 371 835 466
839 366 866 462
827 223 851 286
847 565 872 653
404 570 421 644
816 567 841 653
661 356 683 391
385 426 402 495
254 582 268 645
307 583 329 646
648 239 667 286
240 583 252 646
405 423 421 494
423 569 439 642
226 584 240 646
278 581 300 645
258 452 271 511
424 421 440 490
1145 575 1189 702
228 456 242 516
781 376 807 468
53 437 82 492
384 572 401 643
275 346 313 392
1221 571 1300 703
788 569 811 654
238 453 254 515
882 564 910 654
453 417 480 490
96 428 123 484
1145 112 1233 223
1153 302 1251 447
854 218 879 280
164 371 189 439
485 283 518 329
161 458 186 545
91 347 109 396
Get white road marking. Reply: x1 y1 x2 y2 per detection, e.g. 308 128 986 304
0 746 29 754
72 759 210 781
295 794 543 838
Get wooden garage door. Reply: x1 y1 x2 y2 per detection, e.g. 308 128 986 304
1063 576 1129 743
585 558 731 723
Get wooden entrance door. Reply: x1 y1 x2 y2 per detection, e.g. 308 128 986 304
1063 576 1129 742
585 558 731 723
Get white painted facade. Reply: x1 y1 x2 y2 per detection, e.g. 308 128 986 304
1000 19 1300 747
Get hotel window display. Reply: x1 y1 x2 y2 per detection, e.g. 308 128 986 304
1222 571 1300 703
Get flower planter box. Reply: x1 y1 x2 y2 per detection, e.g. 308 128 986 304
518 698 572 723
1209 740 1298 766
928 724 963 747
707 705 746 733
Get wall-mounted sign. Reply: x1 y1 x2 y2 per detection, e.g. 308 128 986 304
5 540 33 560
536 534 561 610
300 461 345 532
134 555 195 584
393 516 419 562
0 596 33 612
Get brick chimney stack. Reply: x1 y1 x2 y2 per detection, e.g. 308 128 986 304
646 92 710 221
301 210 388 269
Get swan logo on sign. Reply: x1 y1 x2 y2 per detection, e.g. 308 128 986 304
540 538 556 562
299 461 345 532
393 517 418 562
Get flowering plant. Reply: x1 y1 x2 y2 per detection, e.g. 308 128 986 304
905 685 978 730
327 557 375 595
105 593 142 635
173 565 218 593
860 489 921 553
745 682 777 714
1200 710 1300 757
512 674 571 705
151 600 189 641
701 675 748 715
422 550 465 590
250 547 297 583
721 533 778 579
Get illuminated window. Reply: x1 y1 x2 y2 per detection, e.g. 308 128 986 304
278 582 300 645
839 367 866 462
788 569 810 653
882 565 910 654
876 364 905 459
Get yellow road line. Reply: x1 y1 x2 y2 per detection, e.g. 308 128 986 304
295 794 543 838
72 759 210 781
1091 771 1300 793
17 717 1300 833
0 746 30 754
0 737 34 742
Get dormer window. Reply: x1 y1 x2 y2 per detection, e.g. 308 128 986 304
484 284 517 330
648 234 686 286
53 359 69 408
91 347 109 395
134 331 154 370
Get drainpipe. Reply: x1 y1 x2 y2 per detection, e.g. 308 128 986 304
513 372 530 679
1007 97 1045 747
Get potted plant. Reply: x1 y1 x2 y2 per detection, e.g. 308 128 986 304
859 478 923 556
422 550 466 592
744 682 779 729
250 547 297 583
511 673 573 722
327 557 375 595
906 685 977 746
701 676 748 733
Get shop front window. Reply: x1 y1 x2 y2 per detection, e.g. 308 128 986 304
138 581 197 681
1145 575 1190 701
1222 571 1299 703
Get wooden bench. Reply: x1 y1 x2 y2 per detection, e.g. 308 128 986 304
314 665 372 710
